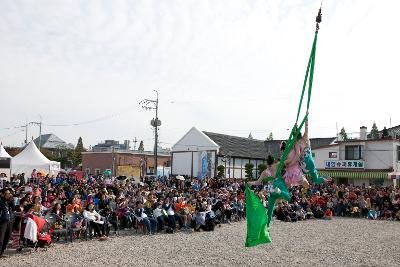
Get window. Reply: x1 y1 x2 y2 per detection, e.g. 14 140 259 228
234 158 241 168
85 168 90 174
345 145 363 160
397 146 400 161
242 159 250 168
329 152 337 158
95 168 101 176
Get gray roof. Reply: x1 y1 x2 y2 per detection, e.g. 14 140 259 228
34 134 74 149
203 131 267 159
203 131 336 160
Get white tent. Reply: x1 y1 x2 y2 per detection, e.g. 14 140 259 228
0 144 12 181
12 141 60 181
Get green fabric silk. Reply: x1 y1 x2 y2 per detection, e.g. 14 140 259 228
245 30 319 245
245 185 272 247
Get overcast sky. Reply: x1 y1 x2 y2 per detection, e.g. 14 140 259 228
1 0 399 150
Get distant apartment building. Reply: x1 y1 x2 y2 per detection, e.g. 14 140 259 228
92 140 131 152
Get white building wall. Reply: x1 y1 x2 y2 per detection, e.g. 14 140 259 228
172 127 219 152
392 142 400 172
363 141 394 170
313 146 340 169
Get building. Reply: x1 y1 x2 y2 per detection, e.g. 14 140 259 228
313 126 400 186
92 140 131 152
82 150 170 178
34 134 74 150
171 127 335 179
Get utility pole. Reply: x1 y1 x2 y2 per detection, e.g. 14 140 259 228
30 115 43 150
112 146 115 177
139 90 160 176
38 115 42 150
25 121 28 145
133 137 137 150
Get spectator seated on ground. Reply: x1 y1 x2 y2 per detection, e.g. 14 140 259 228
163 198 183 230
193 208 215 232
275 205 291 222
152 202 170 232
313 206 324 219
368 208 378 220
350 206 361 218
305 207 314 219
324 208 333 220
134 202 157 234
175 197 191 229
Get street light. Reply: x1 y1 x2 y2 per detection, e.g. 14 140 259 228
221 155 231 178
139 90 160 176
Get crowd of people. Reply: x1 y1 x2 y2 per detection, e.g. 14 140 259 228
0 170 399 257
0 172 247 256
252 182 400 222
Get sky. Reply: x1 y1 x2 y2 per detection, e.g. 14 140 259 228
0 0 399 150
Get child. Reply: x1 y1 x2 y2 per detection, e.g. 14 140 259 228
324 208 333 220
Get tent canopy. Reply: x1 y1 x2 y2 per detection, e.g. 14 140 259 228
0 145 11 158
12 141 60 178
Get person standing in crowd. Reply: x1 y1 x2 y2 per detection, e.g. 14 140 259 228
0 188 15 257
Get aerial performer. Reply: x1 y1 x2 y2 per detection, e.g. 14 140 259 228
282 129 310 191
298 114 331 185
247 155 277 186
245 6 325 247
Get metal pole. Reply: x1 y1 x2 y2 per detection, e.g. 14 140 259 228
25 121 28 144
112 146 115 177
154 90 158 176
38 115 42 150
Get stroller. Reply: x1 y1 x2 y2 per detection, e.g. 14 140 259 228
22 214 52 250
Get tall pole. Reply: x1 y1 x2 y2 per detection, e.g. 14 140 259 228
112 146 115 177
25 122 28 145
38 114 42 150
154 90 158 176
139 90 160 177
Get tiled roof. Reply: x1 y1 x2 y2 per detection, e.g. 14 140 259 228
203 132 267 159
203 131 336 160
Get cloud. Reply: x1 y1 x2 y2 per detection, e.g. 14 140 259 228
0 0 399 148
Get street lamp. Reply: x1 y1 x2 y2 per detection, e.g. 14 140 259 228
221 155 231 178
139 90 160 176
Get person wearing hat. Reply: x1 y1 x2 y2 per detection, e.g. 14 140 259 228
0 188 15 257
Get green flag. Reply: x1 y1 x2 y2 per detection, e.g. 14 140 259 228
245 185 272 247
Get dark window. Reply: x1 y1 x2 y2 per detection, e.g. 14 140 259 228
345 145 363 160
395 146 400 160
0 158 11 168
329 152 337 158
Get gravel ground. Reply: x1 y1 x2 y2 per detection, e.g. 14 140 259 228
1 218 399 267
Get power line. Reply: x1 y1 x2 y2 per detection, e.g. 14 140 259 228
43 104 137 127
